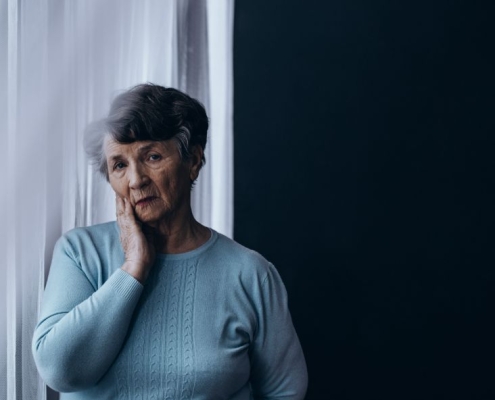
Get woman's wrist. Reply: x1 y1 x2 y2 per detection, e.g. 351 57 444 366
121 261 148 284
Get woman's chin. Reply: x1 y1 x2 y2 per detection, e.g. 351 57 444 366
135 207 169 226
133 208 157 222
136 214 158 224
133 201 161 221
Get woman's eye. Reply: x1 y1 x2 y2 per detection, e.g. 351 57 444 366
149 154 161 161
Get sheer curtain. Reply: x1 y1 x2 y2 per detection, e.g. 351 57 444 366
0 0 234 398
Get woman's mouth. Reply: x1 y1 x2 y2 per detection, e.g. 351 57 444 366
136 196 158 207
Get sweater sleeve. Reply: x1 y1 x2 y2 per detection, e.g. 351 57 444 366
32 234 144 393
249 263 308 400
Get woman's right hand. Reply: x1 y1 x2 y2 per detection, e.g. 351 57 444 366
116 196 156 283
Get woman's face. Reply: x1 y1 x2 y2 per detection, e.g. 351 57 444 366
104 137 201 224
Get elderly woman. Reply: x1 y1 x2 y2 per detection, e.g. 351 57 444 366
32 84 308 399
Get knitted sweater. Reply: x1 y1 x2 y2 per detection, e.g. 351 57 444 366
32 222 308 399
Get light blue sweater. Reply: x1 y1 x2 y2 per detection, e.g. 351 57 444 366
32 222 308 399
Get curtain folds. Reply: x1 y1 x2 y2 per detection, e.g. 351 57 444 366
0 1 234 398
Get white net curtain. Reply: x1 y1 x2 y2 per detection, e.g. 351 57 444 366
0 0 234 398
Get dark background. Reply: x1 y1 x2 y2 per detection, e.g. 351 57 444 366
234 1 495 399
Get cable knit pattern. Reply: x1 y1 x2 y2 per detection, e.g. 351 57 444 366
164 266 181 399
149 266 165 400
114 259 198 400
32 222 307 400
181 263 196 399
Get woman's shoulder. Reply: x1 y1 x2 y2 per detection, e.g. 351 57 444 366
209 231 275 278
58 221 119 256
62 221 118 241
54 221 122 283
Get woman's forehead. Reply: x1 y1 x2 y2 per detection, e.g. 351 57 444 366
103 137 174 158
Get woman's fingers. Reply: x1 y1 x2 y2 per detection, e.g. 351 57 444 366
115 196 156 283
122 197 133 220
116 196 147 249
116 196 126 232
123 197 131 215
116 197 140 229
116 195 125 217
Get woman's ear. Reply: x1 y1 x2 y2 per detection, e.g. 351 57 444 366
189 145 204 182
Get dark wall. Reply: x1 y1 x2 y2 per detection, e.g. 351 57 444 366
233 1 495 399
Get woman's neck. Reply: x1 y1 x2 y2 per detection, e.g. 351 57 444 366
144 208 211 254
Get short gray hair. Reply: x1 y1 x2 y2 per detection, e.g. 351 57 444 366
84 83 208 182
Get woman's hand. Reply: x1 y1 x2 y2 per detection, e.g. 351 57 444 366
116 196 156 283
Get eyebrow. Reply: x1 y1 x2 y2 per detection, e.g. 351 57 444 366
107 143 160 162
136 143 159 154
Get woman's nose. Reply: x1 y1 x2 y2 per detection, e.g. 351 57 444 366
128 163 150 190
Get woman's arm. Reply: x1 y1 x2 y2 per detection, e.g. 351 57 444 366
32 235 143 393
32 197 155 393
249 263 308 399
33 237 143 392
